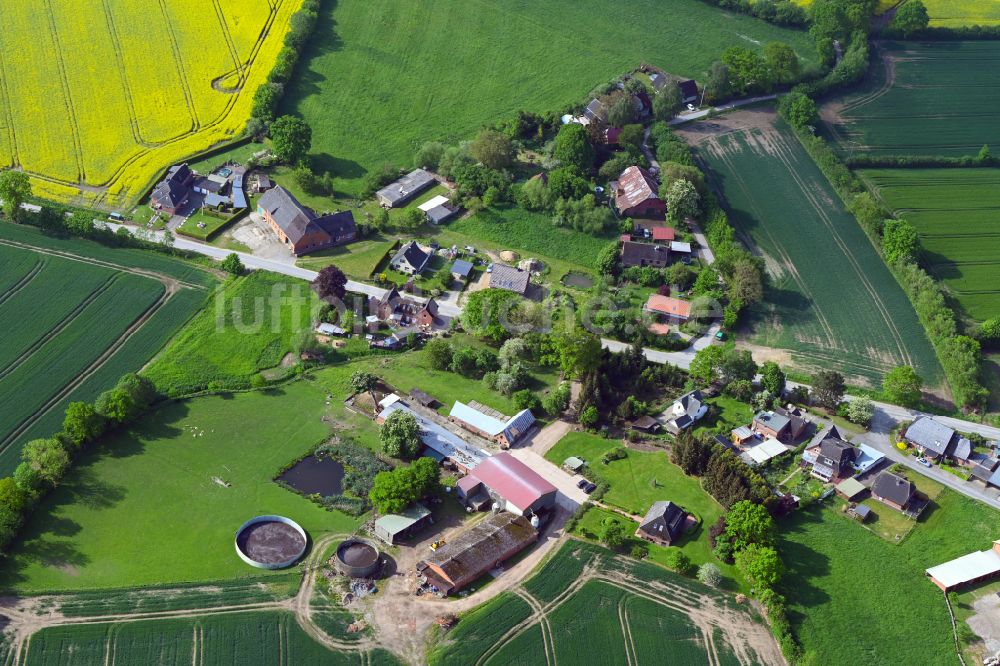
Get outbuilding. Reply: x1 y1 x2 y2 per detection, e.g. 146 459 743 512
374 504 433 545
455 451 557 516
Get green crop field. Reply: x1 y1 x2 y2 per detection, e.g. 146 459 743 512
918 0 1000 27
679 110 942 389
283 0 819 197
432 540 774 666
0 224 212 473
860 167 1000 322
778 490 1000 665
822 41 1000 158
21 612 397 665
0 381 360 593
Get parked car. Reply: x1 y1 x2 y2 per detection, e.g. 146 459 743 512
576 479 588 489
583 482 597 494
916 457 932 468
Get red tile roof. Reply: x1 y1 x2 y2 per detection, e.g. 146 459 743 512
651 226 676 242
466 452 557 512
644 294 691 318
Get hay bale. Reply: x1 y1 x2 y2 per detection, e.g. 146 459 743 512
499 250 519 263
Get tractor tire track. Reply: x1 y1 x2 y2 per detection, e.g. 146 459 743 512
0 275 118 382
0 259 44 308
618 597 635 666
0 45 20 166
211 0 245 85
41 0 85 182
155 0 199 132
98 0 148 147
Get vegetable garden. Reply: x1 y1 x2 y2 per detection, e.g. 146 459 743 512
860 167 1000 321
0 0 302 207
680 110 942 389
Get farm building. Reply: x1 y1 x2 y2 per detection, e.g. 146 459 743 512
257 186 357 256
373 503 432 545
489 264 531 295
670 241 692 256
871 471 916 512
418 512 537 596
376 169 437 207
613 166 665 219
418 195 457 224
926 540 1000 591
449 401 536 448
635 501 687 546
633 222 675 243
455 451 557 516
644 294 691 323
740 437 789 467
376 397 489 473
903 415 956 460
316 322 346 336
390 241 431 275
621 240 670 268
665 390 706 431
150 163 193 214
409 389 438 408
450 259 474 281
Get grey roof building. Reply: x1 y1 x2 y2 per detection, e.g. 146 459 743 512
636 501 687 546
425 204 456 224
871 471 916 510
904 416 956 459
584 98 608 123
450 259 474 279
390 241 431 274
150 163 193 212
258 186 356 255
953 437 973 464
376 169 437 207
971 457 999 483
489 264 530 294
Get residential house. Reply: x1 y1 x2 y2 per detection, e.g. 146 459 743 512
774 406 809 441
454 452 557 516
418 512 537 596
871 471 916 511
448 401 536 448
150 163 193 214
390 241 431 275
376 169 437 208
605 127 622 145
635 501 687 546
489 264 531 295
584 98 608 124
649 72 667 91
633 222 675 243
926 540 1000 591
632 92 652 119
904 415 956 460
257 186 357 256
613 166 665 219
373 503 432 545
752 411 793 442
368 287 437 327
679 80 699 104
450 259 474 281
811 435 859 483
971 458 1000 486
644 294 691 323
666 390 707 431
952 437 974 467
621 240 670 268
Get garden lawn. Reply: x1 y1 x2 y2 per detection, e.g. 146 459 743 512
822 41 1000 158
680 110 943 390
778 489 1000 665
296 237 399 279
284 0 818 197
545 432 726 571
860 167 1000 322
0 381 360 593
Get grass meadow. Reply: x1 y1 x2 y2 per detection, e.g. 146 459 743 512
0 224 212 474
283 0 819 197
0 381 361 593
0 0 302 207
860 167 1000 322
778 490 1000 665
681 110 943 389
21 611 399 665
823 41 1000 158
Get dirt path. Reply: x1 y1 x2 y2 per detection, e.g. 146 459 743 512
524 418 574 456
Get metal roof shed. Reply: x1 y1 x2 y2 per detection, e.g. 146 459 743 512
374 504 432 545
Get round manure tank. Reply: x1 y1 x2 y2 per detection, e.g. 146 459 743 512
234 515 308 569
335 538 381 578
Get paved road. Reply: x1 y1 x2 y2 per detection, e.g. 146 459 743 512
600 323 720 370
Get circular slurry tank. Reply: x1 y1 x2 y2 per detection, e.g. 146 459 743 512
235 515 308 569
335 538 381 578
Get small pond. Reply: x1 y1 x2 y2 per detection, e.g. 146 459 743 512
562 271 594 289
278 456 345 496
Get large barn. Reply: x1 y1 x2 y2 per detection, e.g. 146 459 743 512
257 186 357 256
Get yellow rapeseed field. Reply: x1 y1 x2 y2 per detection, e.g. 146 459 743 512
921 0 1000 27
0 0 301 208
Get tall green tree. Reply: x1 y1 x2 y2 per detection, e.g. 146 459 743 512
653 84 683 121
763 42 800 84
0 170 31 219
723 500 777 552
21 439 70 487
811 370 845 409
882 366 923 407
62 402 105 449
665 179 700 222
471 130 515 170
735 543 783 588
269 115 312 165
379 410 422 459
892 0 929 36
722 47 771 95
553 123 595 172
760 362 786 397
351 370 379 406
882 219 920 266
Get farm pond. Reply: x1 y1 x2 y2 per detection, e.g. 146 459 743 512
277 456 345 496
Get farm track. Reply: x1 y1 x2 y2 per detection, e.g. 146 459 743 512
0 280 175 454
618 597 635 666
211 0 245 87
40 0 85 182
0 259 44 308
0 274 118 383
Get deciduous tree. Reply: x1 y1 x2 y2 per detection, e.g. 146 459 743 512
471 130 515 170
0 170 31 219
553 124 595 172
312 265 348 302
891 0 929 36
811 370 845 409
62 402 105 449
735 543 783 588
269 115 312 165
882 365 923 407
653 84 683 121
221 253 244 276
379 410 422 459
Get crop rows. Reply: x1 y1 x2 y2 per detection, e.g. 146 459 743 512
0 250 41 301
522 542 601 604
21 612 384 665
0 272 164 470
484 624 547 666
427 593 534 666
625 596 707 665
690 117 942 388
825 41 1000 157
861 167 1000 321
548 581 630 665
